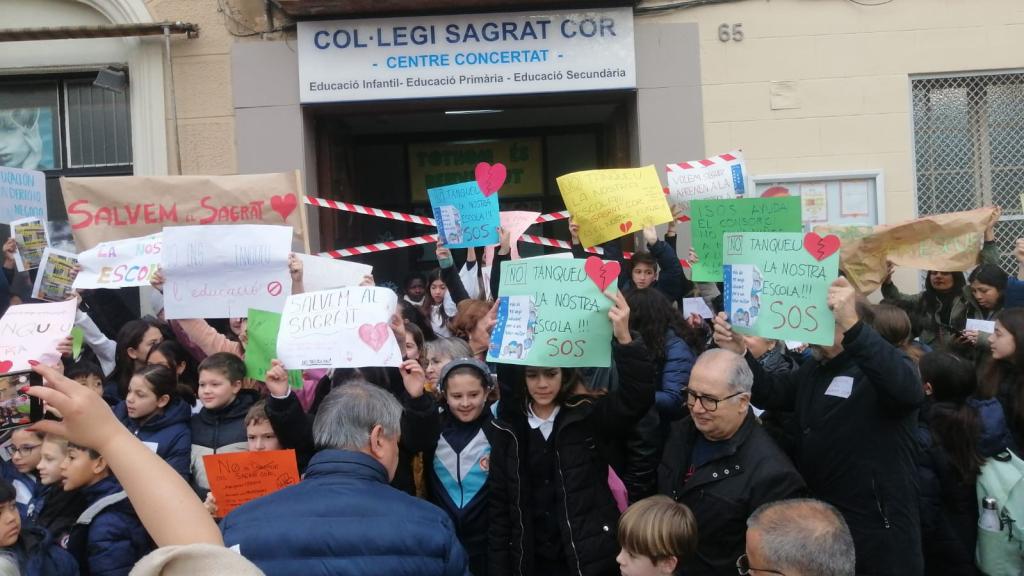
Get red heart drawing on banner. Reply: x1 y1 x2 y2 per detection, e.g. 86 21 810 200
584 256 620 292
0 361 12 374
270 194 298 221
803 233 841 261
619 221 633 234
475 162 507 197
358 322 391 353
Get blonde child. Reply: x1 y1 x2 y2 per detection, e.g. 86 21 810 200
616 496 698 576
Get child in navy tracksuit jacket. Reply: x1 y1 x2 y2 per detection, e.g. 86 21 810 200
425 358 496 576
114 365 192 481
62 444 152 576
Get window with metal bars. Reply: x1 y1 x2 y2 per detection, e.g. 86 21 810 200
912 72 1024 271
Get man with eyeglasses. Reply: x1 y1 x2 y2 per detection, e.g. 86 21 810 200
657 348 805 576
738 498 855 576
714 277 924 576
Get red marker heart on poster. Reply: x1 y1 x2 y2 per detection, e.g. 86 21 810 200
584 256 620 292
270 194 298 221
0 361 12 374
474 162 507 197
358 322 390 352
619 221 633 234
803 233 841 261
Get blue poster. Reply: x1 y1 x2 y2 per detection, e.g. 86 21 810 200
427 181 499 248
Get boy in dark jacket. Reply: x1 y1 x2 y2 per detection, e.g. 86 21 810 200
0 478 78 576
61 443 153 576
26 434 87 545
190 353 258 498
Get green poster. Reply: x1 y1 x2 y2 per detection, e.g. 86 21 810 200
690 196 803 282
71 326 84 360
723 232 840 346
246 308 303 389
487 256 616 368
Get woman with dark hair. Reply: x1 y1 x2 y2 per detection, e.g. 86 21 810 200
917 351 1009 576
980 308 1024 449
400 300 436 343
624 288 699 423
108 318 164 404
146 339 199 408
488 292 656 576
958 263 1010 363
420 244 471 339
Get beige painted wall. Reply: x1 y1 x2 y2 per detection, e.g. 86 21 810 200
145 0 276 175
639 0 1024 287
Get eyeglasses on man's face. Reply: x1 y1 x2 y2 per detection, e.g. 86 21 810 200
736 553 786 576
683 387 744 412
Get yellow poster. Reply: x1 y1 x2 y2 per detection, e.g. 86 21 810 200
556 165 672 248
409 138 542 201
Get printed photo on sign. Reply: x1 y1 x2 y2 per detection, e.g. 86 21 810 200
689 196 802 282
11 217 49 271
487 256 615 368
665 150 746 209
557 165 672 248
32 248 78 302
74 233 162 290
723 232 840 346
0 167 47 225
161 225 292 320
0 106 59 171
489 295 537 361
0 299 77 373
427 180 500 248
723 265 760 328
276 287 401 369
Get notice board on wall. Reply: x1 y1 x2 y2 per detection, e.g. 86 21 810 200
752 171 883 230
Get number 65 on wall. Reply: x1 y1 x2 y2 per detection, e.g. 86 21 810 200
718 23 744 42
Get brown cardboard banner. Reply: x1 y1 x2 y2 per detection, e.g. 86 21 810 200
815 207 997 293
60 171 310 252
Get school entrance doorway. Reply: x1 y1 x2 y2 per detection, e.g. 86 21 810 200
310 90 636 290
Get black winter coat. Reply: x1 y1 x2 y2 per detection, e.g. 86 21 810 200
488 338 656 576
748 322 925 576
657 411 805 576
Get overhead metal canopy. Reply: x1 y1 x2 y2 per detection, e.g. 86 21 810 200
0 21 198 42
272 0 634 18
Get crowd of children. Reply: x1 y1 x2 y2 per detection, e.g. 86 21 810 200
0 208 1020 576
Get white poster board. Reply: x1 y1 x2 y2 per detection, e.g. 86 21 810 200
74 233 163 290
161 225 292 319
277 287 401 369
297 253 372 292
0 299 76 374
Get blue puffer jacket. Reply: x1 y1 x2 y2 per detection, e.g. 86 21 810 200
222 449 470 576
5 524 78 576
655 330 696 422
115 398 192 480
0 460 38 519
65 476 154 576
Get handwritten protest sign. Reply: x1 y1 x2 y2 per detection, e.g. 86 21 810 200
296 253 372 292
203 449 299 517
557 166 672 248
0 167 46 225
0 299 76 374
245 309 303 389
427 181 500 248
665 150 746 208
60 171 309 251
484 210 542 263
690 196 802 282
11 217 49 271
32 249 78 302
724 232 840 346
487 256 615 368
161 225 291 320
73 233 161 290
814 207 997 293
277 287 401 369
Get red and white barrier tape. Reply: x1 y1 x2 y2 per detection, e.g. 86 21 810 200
317 234 438 259
304 196 437 226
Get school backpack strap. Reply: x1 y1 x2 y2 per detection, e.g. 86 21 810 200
976 450 1024 575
